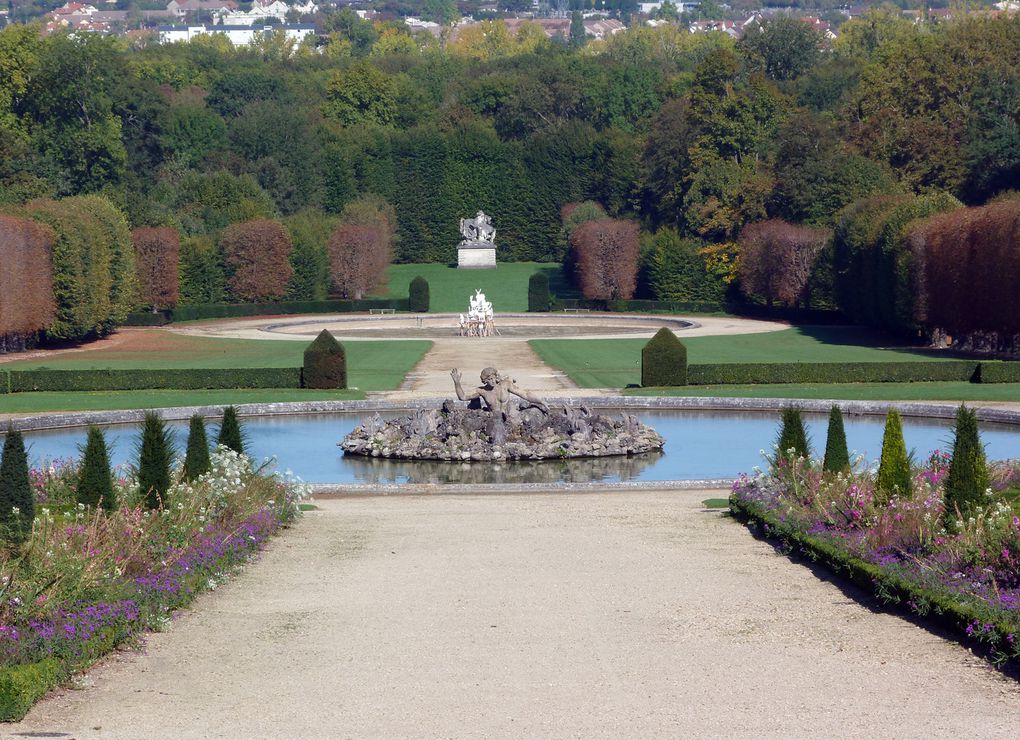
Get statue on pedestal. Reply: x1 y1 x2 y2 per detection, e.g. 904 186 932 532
459 211 496 245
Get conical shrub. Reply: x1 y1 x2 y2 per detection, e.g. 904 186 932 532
408 276 429 312
944 404 990 524
822 405 850 473
182 414 211 482
217 406 245 455
77 426 115 511
641 328 688 387
138 412 174 510
528 272 551 312
876 408 911 502
775 406 809 461
0 429 34 543
302 329 346 389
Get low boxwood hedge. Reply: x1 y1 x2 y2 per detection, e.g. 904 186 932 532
976 361 1020 383
151 298 408 324
687 360 981 385
0 659 62 721
8 367 301 393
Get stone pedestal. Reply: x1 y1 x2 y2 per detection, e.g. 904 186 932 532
457 242 496 269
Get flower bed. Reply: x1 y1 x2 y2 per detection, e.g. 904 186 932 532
0 448 309 721
729 451 1020 670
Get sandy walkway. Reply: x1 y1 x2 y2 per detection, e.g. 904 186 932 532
10 491 1018 739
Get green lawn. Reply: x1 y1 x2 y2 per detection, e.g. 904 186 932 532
530 327 961 389
0 389 367 414
625 383 1020 401
375 262 574 313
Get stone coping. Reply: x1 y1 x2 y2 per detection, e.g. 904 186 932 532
261 312 700 334
7 396 1016 494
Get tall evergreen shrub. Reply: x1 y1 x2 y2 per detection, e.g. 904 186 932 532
0 429 34 543
775 407 809 461
641 328 688 386
217 406 245 455
303 330 347 389
409 276 429 312
944 405 990 524
138 412 174 509
876 408 911 501
77 426 115 511
528 273 551 312
822 405 850 473
182 415 211 482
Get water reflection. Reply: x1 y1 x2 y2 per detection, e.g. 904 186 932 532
343 451 664 485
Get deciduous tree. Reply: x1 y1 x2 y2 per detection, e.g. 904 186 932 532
737 219 830 307
570 218 640 301
132 226 180 312
0 215 55 352
220 219 293 302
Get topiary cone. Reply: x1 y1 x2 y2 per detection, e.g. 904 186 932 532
182 414 212 482
876 408 911 502
138 411 174 510
822 405 850 474
0 428 34 543
77 425 116 511
303 329 346 390
944 404 990 525
775 406 810 462
641 328 687 387
217 406 246 456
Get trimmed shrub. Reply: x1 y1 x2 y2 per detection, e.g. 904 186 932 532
170 298 406 322
822 405 849 473
876 409 911 502
303 330 347 390
408 276 429 313
8 368 300 393
686 360 979 386
0 429 34 543
0 659 62 722
77 426 115 511
182 415 212 482
776 407 809 461
944 405 990 525
976 362 1020 383
217 406 245 456
528 272 551 312
641 328 688 387
138 412 174 510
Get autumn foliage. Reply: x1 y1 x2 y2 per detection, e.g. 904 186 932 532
911 197 1020 340
0 216 56 352
737 219 830 307
220 219 293 302
569 218 640 301
132 226 180 312
327 195 395 300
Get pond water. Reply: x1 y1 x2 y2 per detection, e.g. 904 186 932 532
17 410 1020 485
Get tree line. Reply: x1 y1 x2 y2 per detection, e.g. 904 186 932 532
2 12 1020 349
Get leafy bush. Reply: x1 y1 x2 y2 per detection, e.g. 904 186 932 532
8 368 300 393
822 405 849 473
641 328 687 387
217 406 245 456
0 429 34 543
977 362 1020 383
0 660 62 722
944 405 990 526
138 412 174 509
182 415 211 482
775 407 809 461
528 272 551 312
876 409 911 502
76 426 115 511
303 330 347 390
408 276 429 313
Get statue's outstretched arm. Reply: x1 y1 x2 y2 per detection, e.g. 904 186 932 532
509 384 549 413
451 368 480 401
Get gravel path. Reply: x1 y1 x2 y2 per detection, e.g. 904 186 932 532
9 491 1019 739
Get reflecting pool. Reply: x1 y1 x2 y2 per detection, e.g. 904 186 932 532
17 410 1020 485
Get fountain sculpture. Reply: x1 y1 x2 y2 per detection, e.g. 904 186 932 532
340 368 665 462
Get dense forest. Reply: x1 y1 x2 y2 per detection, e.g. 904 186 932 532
2 11 1020 350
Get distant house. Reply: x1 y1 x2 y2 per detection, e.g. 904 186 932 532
583 18 625 40
688 19 743 38
166 0 238 18
157 23 314 46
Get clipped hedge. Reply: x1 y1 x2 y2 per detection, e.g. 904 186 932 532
8 368 300 393
641 328 687 386
169 298 407 323
528 272 551 312
554 298 845 323
976 361 1020 383
687 360 980 386
408 276 429 313
0 659 62 722
729 495 1019 669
